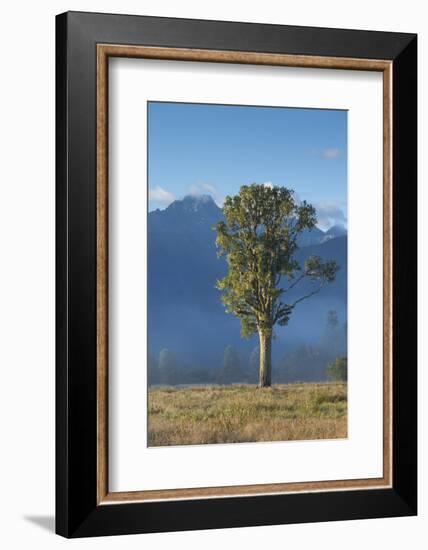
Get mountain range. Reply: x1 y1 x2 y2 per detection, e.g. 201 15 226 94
148 194 347 370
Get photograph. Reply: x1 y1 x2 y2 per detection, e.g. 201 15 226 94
147 101 348 446
0 1 420 545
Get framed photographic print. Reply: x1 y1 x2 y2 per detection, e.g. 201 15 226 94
56 11 417 538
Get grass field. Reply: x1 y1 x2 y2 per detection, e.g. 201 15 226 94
148 382 347 446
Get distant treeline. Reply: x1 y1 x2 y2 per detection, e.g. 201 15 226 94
148 310 347 386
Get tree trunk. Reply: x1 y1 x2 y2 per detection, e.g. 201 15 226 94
258 330 272 387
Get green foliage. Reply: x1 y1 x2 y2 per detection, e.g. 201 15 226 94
158 348 177 385
326 356 347 382
214 184 339 339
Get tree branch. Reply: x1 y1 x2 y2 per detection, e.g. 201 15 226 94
280 271 306 293
289 279 327 309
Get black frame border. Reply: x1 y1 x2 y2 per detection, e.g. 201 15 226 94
56 11 417 538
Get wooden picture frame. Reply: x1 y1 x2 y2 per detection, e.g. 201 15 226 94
56 11 417 538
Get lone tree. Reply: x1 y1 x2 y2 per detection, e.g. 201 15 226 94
215 184 339 387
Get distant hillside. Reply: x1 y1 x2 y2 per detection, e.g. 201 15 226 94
322 224 347 242
148 195 347 372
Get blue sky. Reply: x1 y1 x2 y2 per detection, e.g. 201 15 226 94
148 102 347 230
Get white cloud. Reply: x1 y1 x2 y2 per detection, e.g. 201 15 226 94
200 183 217 195
188 182 224 207
149 185 175 207
188 182 214 196
323 148 341 159
262 181 274 189
315 201 347 231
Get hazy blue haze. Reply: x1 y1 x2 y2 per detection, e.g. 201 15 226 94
148 196 347 382
147 103 348 383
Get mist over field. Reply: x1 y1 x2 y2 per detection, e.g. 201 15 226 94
147 194 347 385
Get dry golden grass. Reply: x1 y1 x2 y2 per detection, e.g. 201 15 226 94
148 382 347 446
